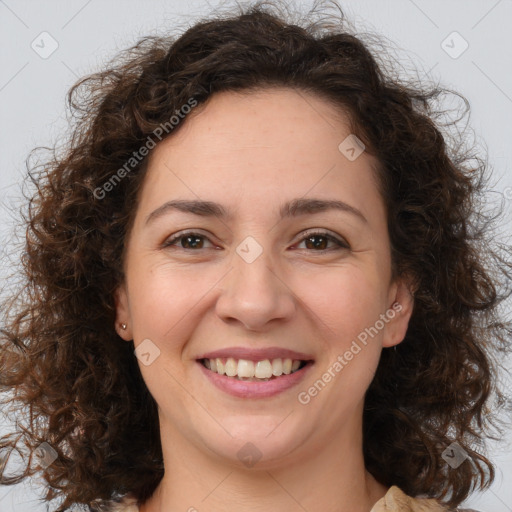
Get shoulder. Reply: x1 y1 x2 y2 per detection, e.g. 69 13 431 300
106 488 484 512
370 486 484 512
107 494 139 512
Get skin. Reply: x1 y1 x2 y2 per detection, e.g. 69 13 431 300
114 87 415 512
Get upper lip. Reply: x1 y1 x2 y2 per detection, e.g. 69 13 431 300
196 347 314 361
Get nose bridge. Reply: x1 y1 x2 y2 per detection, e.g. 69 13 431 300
215 235 295 329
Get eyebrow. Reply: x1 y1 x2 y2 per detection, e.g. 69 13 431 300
145 198 368 226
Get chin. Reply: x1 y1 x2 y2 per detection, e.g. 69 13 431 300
200 419 308 469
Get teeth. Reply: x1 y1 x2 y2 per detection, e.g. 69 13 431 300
203 357 306 379
272 358 283 376
237 359 254 378
255 360 273 379
225 357 237 377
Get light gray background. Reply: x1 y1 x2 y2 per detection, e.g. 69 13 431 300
1 0 511 511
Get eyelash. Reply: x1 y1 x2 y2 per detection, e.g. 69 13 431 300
162 229 350 252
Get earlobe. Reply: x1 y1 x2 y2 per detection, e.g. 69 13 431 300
114 284 132 341
382 276 416 348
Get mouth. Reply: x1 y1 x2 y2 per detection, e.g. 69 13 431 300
196 356 315 399
197 357 313 381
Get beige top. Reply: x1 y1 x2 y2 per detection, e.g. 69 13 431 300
108 485 465 511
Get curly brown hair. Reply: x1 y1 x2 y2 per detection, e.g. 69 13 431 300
1 1 511 511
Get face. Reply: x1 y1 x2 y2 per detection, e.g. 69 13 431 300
115 87 414 469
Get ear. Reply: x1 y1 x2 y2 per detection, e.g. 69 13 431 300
114 283 133 341
382 274 416 348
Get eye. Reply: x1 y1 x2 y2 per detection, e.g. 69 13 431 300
294 229 350 252
162 229 350 252
162 231 216 250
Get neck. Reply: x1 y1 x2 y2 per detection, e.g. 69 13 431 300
140 411 388 512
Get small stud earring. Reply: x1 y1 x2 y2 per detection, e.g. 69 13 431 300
121 323 127 330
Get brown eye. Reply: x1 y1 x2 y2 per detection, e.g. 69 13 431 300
162 230 349 252
163 232 214 250
296 230 349 251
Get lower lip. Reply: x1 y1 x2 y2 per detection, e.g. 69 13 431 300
197 360 314 399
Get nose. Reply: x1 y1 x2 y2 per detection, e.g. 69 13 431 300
215 246 296 331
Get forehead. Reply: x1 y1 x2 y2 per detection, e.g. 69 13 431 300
168 87 352 148
136 87 384 224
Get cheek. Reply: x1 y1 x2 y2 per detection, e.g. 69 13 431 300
294 266 387 418
127 259 205 342
295 263 385 341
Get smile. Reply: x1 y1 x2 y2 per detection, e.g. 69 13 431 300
200 357 309 381
197 357 315 399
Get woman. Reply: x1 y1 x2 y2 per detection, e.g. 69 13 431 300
1 1 510 511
